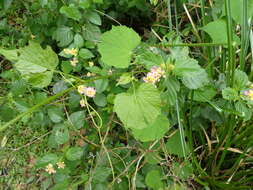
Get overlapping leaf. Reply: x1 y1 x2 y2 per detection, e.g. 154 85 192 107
98 26 141 68
0 41 58 88
114 83 161 129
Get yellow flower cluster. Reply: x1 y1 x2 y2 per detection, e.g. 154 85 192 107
63 48 79 67
45 162 65 174
143 66 165 84
63 48 78 56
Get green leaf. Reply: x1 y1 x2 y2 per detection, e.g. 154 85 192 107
53 26 74 47
166 131 189 158
137 50 164 68
53 80 68 94
36 153 58 168
98 26 141 68
79 48 94 59
114 83 161 129
235 101 252 121
86 11 101 25
0 41 58 88
52 124 69 145
93 167 111 183
202 19 240 44
74 33 84 48
60 4 81 21
193 85 217 102
48 107 64 123
66 147 84 161
162 77 180 106
3 0 13 9
172 161 193 180
132 115 170 142
202 19 227 44
116 73 133 86
174 58 209 89
83 23 101 42
61 61 73 74
93 93 107 107
222 0 253 25
94 79 109 93
145 170 164 190
79 0 90 9
69 111 85 129
222 87 238 101
234 69 248 90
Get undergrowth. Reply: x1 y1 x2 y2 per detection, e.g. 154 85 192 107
0 0 253 190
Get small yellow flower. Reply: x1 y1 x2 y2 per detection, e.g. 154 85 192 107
56 161 65 169
45 163 56 174
87 72 92 77
31 34 36 39
80 99 86 107
88 61 94 67
70 57 78 67
78 85 86 94
63 48 78 56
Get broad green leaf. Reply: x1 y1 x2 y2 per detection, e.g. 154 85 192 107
52 124 69 145
93 93 107 107
36 153 58 168
48 107 64 123
114 83 161 129
222 0 253 25
86 11 101 25
69 111 85 129
66 147 84 161
93 167 111 183
132 115 170 142
82 23 101 42
79 0 90 9
202 19 240 44
162 77 180 106
98 26 141 68
145 170 164 190
234 69 248 90
94 79 109 93
60 4 81 21
0 41 58 88
53 80 68 94
116 73 133 86
74 33 84 48
193 85 217 102
174 58 209 89
222 87 238 101
172 161 193 180
202 19 227 44
61 61 73 74
145 152 161 164
137 50 164 68
53 26 74 47
235 101 252 121
79 48 94 59
27 71 54 88
166 131 189 158
182 70 208 89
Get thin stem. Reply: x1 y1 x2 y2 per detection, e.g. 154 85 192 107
225 0 236 87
